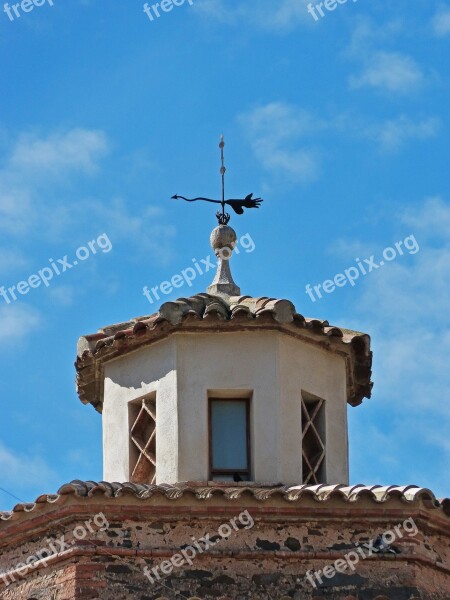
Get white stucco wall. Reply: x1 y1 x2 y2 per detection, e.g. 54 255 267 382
176 332 279 483
103 337 178 482
279 336 348 484
102 330 349 485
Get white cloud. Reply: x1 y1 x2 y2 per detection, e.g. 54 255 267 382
0 441 58 499
49 285 76 307
239 102 322 182
0 129 176 266
239 102 438 180
194 0 310 32
432 6 450 36
362 115 440 152
9 128 108 174
261 0 310 31
86 198 177 265
402 196 450 238
0 305 42 345
0 128 109 236
0 249 29 275
344 19 425 96
349 51 424 94
194 0 235 24
0 176 33 236
344 17 404 59
329 238 373 260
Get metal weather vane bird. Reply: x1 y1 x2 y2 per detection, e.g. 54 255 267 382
172 136 263 225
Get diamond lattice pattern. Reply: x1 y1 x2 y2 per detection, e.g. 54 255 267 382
301 396 325 484
130 398 156 484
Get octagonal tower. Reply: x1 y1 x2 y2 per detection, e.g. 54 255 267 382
76 223 372 486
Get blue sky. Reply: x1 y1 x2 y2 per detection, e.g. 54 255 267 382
1 0 449 509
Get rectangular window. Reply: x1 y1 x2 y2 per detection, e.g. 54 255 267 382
301 392 326 484
129 395 156 484
209 398 251 482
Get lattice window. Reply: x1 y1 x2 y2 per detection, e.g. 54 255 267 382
130 398 156 484
301 394 326 484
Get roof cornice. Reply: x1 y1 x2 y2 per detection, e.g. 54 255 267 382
76 294 373 412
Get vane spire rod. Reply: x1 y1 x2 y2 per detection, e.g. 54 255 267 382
219 135 226 215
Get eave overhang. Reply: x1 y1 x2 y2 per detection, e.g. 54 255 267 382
75 294 373 413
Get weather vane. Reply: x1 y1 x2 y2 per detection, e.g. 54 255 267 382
172 136 263 225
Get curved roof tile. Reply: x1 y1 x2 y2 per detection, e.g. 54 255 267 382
1 482 448 522
76 294 373 412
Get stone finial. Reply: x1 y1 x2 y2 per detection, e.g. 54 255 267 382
207 224 241 297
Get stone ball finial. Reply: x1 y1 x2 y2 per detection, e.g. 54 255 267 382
210 224 237 259
207 224 240 297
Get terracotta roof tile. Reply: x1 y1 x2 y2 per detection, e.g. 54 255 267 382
1 482 447 522
76 294 373 412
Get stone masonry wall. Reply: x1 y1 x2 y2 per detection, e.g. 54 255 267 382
1 500 449 600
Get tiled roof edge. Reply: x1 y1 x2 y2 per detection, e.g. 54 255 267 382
1 482 447 521
76 294 373 411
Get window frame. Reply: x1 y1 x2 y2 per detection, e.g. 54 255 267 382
208 397 251 481
301 391 326 485
128 394 157 484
